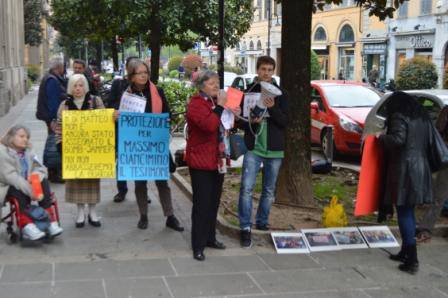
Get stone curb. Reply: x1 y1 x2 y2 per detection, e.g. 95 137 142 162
172 167 448 242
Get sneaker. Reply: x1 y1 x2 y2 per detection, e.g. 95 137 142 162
48 222 63 237
22 223 46 241
240 229 252 248
255 224 270 231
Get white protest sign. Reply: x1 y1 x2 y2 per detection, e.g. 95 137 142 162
119 91 147 113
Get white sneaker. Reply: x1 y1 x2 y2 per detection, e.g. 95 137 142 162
48 222 63 237
22 223 46 241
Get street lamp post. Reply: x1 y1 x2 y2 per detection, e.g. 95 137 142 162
218 0 224 89
267 0 271 56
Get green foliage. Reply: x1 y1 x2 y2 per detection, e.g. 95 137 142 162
24 0 43 46
169 70 179 78
396 57 438 90
26 64 41 82
310 50 321 80
168 56 184 72
157 80 195 127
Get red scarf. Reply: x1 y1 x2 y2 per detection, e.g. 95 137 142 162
149 82 162 114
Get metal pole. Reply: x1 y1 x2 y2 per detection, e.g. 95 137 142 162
218 0 224 89
267 0 271 56
138 35 142 58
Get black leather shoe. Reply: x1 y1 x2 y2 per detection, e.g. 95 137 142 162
113 193 126 203
75 221 85 228
137 215 148 230
88 215 101 227
193 251 205 261
166 215 184 232
206 240 226 249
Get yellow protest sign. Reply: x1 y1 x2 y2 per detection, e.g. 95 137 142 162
62 109 116 179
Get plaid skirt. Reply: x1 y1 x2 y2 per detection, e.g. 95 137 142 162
65 179 100 204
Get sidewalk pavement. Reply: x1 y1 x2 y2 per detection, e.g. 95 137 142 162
0 87 446 298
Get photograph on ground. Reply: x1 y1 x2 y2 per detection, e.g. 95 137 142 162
301 228 340 252
330 227 369 249
271 232 309 254
359 226 399 248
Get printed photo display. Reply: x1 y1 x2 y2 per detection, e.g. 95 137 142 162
330 227 368 249
359 226 399 248
301 228 340 252
271 232 309 254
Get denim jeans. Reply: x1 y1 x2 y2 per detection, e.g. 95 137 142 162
396 205 416 246
238 151 283 230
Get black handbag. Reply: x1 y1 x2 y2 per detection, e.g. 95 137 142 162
43 133 62 169
229 133 247 160
428 121 448 172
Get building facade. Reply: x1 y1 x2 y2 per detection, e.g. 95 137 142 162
386 0 448 87
0 0 26 116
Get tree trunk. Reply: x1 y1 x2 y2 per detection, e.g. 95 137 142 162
95 42 102 72
111 38 119 72
149 18 162 84
275 0 315 207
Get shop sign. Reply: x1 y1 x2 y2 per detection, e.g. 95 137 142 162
396 34 434 49
363 43 387 54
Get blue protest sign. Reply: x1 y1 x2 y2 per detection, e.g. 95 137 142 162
118 112 170 180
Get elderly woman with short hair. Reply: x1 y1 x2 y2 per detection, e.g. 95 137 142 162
0 125 63 240
186 70 240 261
113 59 184 232
55 73 105 228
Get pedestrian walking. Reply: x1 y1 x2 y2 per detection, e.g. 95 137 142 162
55 74 104 228
113 59 184 232
36 57 67 183
416 105 448 242
377 91 433 274
237 56 288 248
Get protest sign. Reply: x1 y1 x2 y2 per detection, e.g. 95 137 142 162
62 109 115 179
119 91 147 113
225 87 244 109
118 112 170 180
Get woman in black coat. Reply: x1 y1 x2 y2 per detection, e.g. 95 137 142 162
377 91 433 274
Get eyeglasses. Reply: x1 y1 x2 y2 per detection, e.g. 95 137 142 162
134 71 149 76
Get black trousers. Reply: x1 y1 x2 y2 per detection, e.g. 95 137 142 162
6 179 52 210
189 168 224 252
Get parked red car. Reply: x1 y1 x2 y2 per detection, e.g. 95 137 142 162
310 80 381 155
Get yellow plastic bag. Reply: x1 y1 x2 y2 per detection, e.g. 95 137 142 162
322 195 348 227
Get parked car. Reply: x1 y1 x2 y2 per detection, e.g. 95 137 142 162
230 73 281 91
224 71 237 91
363 89 448 138
310 80 381 155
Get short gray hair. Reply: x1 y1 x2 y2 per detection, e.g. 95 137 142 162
48 57 64 71
1 125 31 148
195 70 219 90
127 59 150 82
67 74 90 96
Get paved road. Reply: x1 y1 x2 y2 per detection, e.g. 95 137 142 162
0 88 446 298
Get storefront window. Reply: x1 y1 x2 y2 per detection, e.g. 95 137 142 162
339 48 355 80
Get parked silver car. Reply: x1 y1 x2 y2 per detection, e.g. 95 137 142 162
363 89 448 138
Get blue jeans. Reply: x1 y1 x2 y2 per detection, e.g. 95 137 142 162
396 205 416 246
238 151 283 230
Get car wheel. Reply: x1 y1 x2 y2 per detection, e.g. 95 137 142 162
320 129 336 160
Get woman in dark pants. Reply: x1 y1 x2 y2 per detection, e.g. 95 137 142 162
377 91 433 274
185 70 232 261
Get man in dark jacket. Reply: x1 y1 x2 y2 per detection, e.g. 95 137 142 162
73 59 97 95
36 57 67 183
238 56 288 248
417 105 448 242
